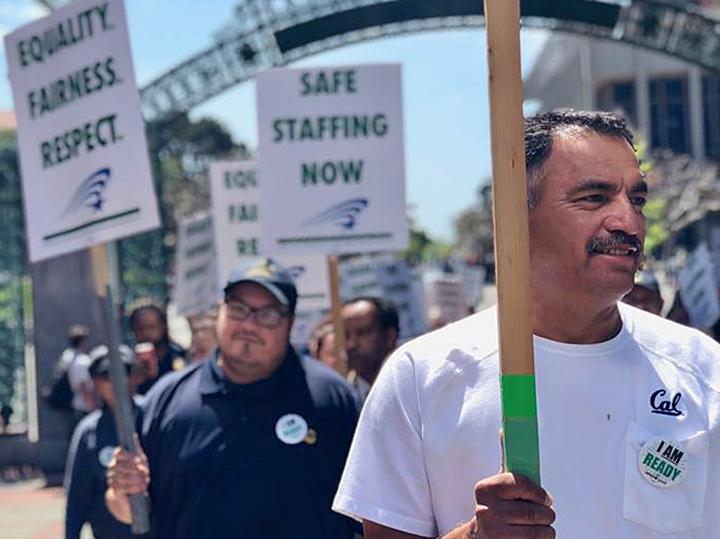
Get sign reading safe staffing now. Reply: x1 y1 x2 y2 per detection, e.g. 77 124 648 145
257 64 408 255
209 160 330 311
4 0 159 262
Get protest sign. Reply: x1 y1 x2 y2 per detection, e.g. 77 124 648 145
174 213 219 316
209 160 330 310
423 274 467 325
4 0 159 262
458 264 486 308
678 243 720 329
256 64 408 255
340 255 428 341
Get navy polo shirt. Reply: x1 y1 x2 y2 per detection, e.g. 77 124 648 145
65 401 146 539
140 347 360 539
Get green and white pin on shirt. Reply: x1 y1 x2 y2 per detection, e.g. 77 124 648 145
638 437 688 488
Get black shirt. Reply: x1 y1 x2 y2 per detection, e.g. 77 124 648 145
64 400 145 539
140 347 360 539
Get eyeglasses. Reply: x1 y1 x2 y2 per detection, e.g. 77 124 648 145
224 299 289 328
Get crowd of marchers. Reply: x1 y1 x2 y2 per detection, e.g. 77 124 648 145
56 110 720 539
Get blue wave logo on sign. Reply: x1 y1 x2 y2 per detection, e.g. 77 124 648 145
303 198 369 230
63 167 111 216
287 265 307 280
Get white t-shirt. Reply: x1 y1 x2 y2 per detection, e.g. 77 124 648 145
333 304 720 538
63 348 93 412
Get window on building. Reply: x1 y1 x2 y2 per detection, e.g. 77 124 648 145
597 81 637 127
703 74 720 160
649 77 690 154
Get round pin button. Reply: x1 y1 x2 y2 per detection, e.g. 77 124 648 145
275 413 308 445
637 437 688 489
98 446 115 468
304 428 318 445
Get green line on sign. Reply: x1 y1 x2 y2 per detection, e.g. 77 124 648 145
43 208 141 241
500 374 541 485
278 233 392 244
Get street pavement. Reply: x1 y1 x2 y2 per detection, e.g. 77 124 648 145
0 477 92 539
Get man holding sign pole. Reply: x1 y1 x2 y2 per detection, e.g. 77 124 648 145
333 111 720 538
106 258 360 539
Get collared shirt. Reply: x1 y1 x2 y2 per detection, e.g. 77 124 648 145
64 399 145 539
141 346 360 539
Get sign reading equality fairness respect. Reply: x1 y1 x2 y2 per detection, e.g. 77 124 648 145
4 0 159 262
256 64 408 255
209 160 330 311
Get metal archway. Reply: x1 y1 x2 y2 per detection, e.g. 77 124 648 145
140 0 720 122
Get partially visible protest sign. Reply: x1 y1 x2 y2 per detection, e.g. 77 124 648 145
174 213 219 316
458 264 486 309
424 273 467 325
4 0 159 262
257 64 408 255
209 159 330 310
340 255 428 341
209 160 260 283
678 243 720 329
709 225 720 288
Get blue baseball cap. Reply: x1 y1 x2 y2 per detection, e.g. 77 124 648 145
223 257 298 313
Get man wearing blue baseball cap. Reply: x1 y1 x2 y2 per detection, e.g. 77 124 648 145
106 258 360 539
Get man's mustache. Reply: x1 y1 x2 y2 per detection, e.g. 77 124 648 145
235 331 264 345
586 232 643 254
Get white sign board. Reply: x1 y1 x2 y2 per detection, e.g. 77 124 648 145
340 255 428 341
458 264 486 308
257 64 408 255
209 160 330 311
678 243 720 329
4 0 159 262
424 274 467 325
174 213 219 316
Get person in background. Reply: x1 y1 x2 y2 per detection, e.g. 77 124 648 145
64 325 97 428
128 303 187 393
666 291 691 326
107 258 360 539
189 315 217 363
64 344 145 539
341 297 399 401
308 315 340 370
0 403 13 433
621 268 664 315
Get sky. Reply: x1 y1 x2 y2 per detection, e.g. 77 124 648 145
0 0 548 243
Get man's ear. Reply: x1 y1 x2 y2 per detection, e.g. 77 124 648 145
384 327 398 352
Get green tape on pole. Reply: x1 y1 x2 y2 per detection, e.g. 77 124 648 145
501 374 541 485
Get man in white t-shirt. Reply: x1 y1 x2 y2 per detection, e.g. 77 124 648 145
333 110 720 539
63 325 96 415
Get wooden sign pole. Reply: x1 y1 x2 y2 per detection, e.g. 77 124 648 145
326 255 349 377
90 244 150 534
483 0 541 485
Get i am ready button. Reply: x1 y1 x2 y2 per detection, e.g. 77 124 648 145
638 438 688 489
